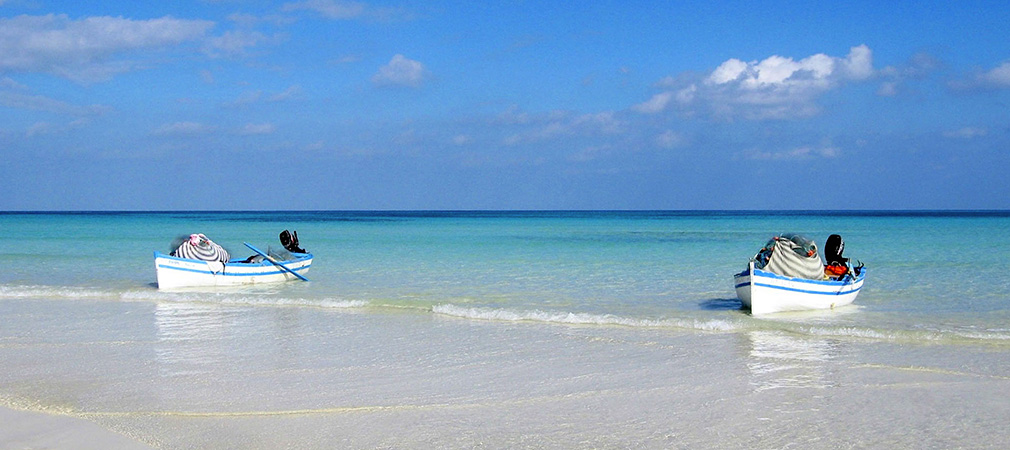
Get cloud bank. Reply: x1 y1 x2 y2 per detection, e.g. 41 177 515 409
635 45 875 120
949 61 1010 91
0 14 214 83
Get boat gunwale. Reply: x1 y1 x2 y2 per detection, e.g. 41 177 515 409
734 264 865 288
153 250 313 268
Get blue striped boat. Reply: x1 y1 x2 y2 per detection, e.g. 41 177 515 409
154 251 312 289
734 261 865 315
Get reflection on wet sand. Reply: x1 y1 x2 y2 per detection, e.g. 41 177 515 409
154 301 236 377
745 330 840 392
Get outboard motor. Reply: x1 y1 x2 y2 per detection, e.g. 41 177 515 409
279 229 307 253
824 234 847 266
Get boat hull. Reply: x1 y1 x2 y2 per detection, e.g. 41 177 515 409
734 261 864 315
154 251 312 289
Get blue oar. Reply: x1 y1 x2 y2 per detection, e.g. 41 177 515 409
244 242 309 282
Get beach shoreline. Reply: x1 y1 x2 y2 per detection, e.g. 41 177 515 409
3 211 1010 448
2 295 1010 449
0 405 155 450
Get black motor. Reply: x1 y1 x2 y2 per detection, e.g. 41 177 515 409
279 229 306 253
824 234 847 265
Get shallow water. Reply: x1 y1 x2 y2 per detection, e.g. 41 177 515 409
2 211 1009 448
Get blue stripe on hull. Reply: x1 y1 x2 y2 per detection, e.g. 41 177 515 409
155 263 310 277
750 281 861 296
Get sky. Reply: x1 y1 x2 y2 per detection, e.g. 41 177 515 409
1 0 1009 210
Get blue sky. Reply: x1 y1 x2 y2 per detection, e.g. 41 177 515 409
2 0 1009 210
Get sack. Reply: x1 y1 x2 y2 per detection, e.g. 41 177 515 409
171 233 230 262
759 234 824 280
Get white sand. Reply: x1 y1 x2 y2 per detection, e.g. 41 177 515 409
3 298 1010 448
0 406 155 450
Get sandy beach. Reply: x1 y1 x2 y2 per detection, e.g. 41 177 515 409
3 296 1010 449
3 211 1010 448
0 406 155 449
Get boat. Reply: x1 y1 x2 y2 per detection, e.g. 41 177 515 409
154 231 312 289
734 234 865 315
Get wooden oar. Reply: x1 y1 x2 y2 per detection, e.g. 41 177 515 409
244 242 309 281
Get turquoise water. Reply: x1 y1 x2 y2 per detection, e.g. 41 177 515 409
2 211 1010 448
3 211 1009 342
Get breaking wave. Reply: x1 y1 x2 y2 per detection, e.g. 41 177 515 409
431 304 739 332
798 324 1010 345
6 283 1010 345
0 284 115 300
125 290 369 309
0 284 368 310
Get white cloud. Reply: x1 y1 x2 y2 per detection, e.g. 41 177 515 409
269 85 302 101
656 130 686 149
333 54 361 64
982 62 1010 85
841 45 874 79
876 81 898 97
1 76 27 91
26 122 52 138
632 91 673 113
227 12 295 28
228 89 264 106
636 45 875 120
282 0 411 21
239 123 276 135
740 145 840 160
153 122 215 136
495 105 532 125
966 61 1010 89
949 61 1010 91
372 54 426 87
203 30 278 57
708 58 748 84
503 110 625 146
283 0 367 19
225 85 302 107
0 86 108 116
877 52 940 96
943 127 988 139
0 14 214 82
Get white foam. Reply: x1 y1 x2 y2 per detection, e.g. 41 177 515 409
158 294 368 310
1 283 369 310
431 304 739 332
801 324 1010 345
0 285 114 300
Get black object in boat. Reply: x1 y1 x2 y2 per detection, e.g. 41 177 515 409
824 234 848 265
280 229 306 253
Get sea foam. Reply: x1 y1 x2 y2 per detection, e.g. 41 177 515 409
431 303 738 332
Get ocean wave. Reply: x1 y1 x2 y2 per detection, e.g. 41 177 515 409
122 290 369 309
796 324 1010 345
219 296 369 309
0 284 368 310
0 284 115 300
431 304 739 332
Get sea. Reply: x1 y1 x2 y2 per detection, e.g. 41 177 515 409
1 210 1009 449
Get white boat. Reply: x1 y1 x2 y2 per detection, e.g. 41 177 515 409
734 233 865 315
154 250 312 289
734 261 865 315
